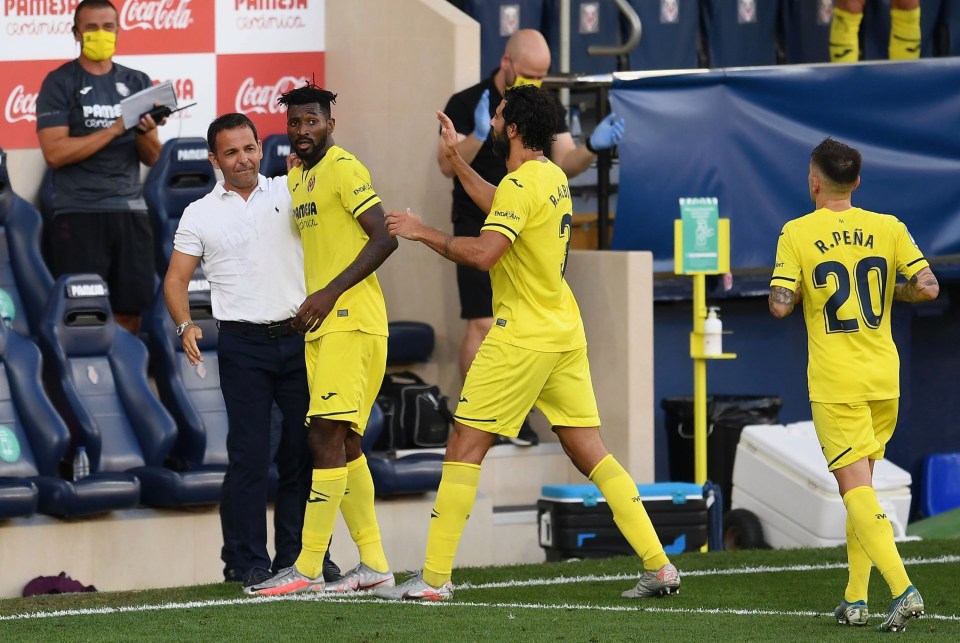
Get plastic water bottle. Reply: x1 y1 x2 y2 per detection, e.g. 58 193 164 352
569 107 582 146
704 307 723 356
73 446 90 481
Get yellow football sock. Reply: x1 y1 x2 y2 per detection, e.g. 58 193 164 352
339 454 389 572
590 454 669 571
295 467 347 578
889 7 921 59
830 7 863 63
423 462 481 588
843 486 910 598
844 513 873 603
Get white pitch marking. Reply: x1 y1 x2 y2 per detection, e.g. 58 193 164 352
2 555 958 623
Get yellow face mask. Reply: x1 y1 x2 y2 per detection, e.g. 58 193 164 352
508 76 543 89
81 29 116 62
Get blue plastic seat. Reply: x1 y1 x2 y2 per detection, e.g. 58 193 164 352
0 314 140 518
261 134 291 179
463 0 548 74
143 138 216 276
387 321 435 366
921 452 960 517
361 403 443 497
0 147 55 338
39 274 223 508
701 0 779 68
780 0 832 64
143 275 228 478
625 0 700 71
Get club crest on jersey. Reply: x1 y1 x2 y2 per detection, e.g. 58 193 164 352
307 175 316 192
115 82 130 97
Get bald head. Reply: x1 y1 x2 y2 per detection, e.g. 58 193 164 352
501 29 551 85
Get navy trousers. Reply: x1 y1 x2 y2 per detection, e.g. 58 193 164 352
217 328 311 577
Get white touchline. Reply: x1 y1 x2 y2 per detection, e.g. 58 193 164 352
2 555 958 623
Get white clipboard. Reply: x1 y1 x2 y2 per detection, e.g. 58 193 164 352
120 81 177 130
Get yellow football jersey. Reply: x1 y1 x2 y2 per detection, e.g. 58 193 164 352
771 207 928 402
288 145 388 340
482 158 586 352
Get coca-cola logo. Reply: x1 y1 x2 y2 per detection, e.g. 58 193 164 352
5 86 37 124
235 76 307 115
119 0 194 31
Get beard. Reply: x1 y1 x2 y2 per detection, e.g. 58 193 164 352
490 127 510 161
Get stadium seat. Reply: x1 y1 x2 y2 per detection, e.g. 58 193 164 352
543 0 622 74
387 321 435 366
361 402 443 497
39 274 223 508
921 452 960 517
143 137 216 276
143 274 228 480
625 0 701 71
0 147 55 339
0 315 140 518
462 0 548 74
261 134 291 178
701 0 780 68
780 0 832 64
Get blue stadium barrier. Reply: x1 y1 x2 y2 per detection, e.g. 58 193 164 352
701 0 780 68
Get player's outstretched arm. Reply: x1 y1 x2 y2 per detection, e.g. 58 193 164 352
385 208 509 271
437 110 497 213
769 285 799 318
894 266 939 302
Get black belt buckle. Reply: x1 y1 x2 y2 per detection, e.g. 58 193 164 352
266 319 294 339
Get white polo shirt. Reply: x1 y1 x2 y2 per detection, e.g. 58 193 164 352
174 174 305 323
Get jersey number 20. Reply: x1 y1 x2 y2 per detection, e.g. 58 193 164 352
814 257 888 333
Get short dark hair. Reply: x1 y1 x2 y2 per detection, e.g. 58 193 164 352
502 84 558 153
74 0 117 28
811 137 862 186
207 113 259 153
277 81 338 119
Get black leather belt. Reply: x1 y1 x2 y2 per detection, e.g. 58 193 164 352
218 318 298 339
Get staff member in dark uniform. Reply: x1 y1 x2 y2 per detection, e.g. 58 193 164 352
36 0 163 335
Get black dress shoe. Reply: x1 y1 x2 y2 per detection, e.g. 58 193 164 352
242 567 273 589
322 551 342 582
223 567 243 583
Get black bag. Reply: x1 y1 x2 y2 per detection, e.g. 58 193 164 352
374 371 453 450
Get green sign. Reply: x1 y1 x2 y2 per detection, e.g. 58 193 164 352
679 197 719 273
0 425 20 463
0 288 14 328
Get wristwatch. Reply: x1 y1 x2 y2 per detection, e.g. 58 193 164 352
175 320 196 336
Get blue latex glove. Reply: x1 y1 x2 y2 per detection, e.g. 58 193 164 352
472 89 491 141
588 112 626 151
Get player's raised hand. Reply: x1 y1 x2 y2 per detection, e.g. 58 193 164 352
437 111 461 161
384 208 424 241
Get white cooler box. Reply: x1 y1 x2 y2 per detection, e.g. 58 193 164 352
731 421 912 549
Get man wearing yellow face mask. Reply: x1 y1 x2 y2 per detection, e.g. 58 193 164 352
438 29 625 447
36 0 165 336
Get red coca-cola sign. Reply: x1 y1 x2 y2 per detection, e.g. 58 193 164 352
217 52 325 138
114 0 213 55
0 61 49 150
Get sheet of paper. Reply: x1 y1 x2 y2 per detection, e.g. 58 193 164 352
120 81 177 130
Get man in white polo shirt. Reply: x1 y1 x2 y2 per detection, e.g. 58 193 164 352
163 112 338 591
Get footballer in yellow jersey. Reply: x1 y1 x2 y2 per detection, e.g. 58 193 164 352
382 85 679 603
483 157 587 353
246 84 398 599
769 138 936 632
771 206 928 403
289 145 389 342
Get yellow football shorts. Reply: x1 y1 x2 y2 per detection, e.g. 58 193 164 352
305 330 387 434
810 399 899 471
455 337 601 437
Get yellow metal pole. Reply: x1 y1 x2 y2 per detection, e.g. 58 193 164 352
692 273 708 486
